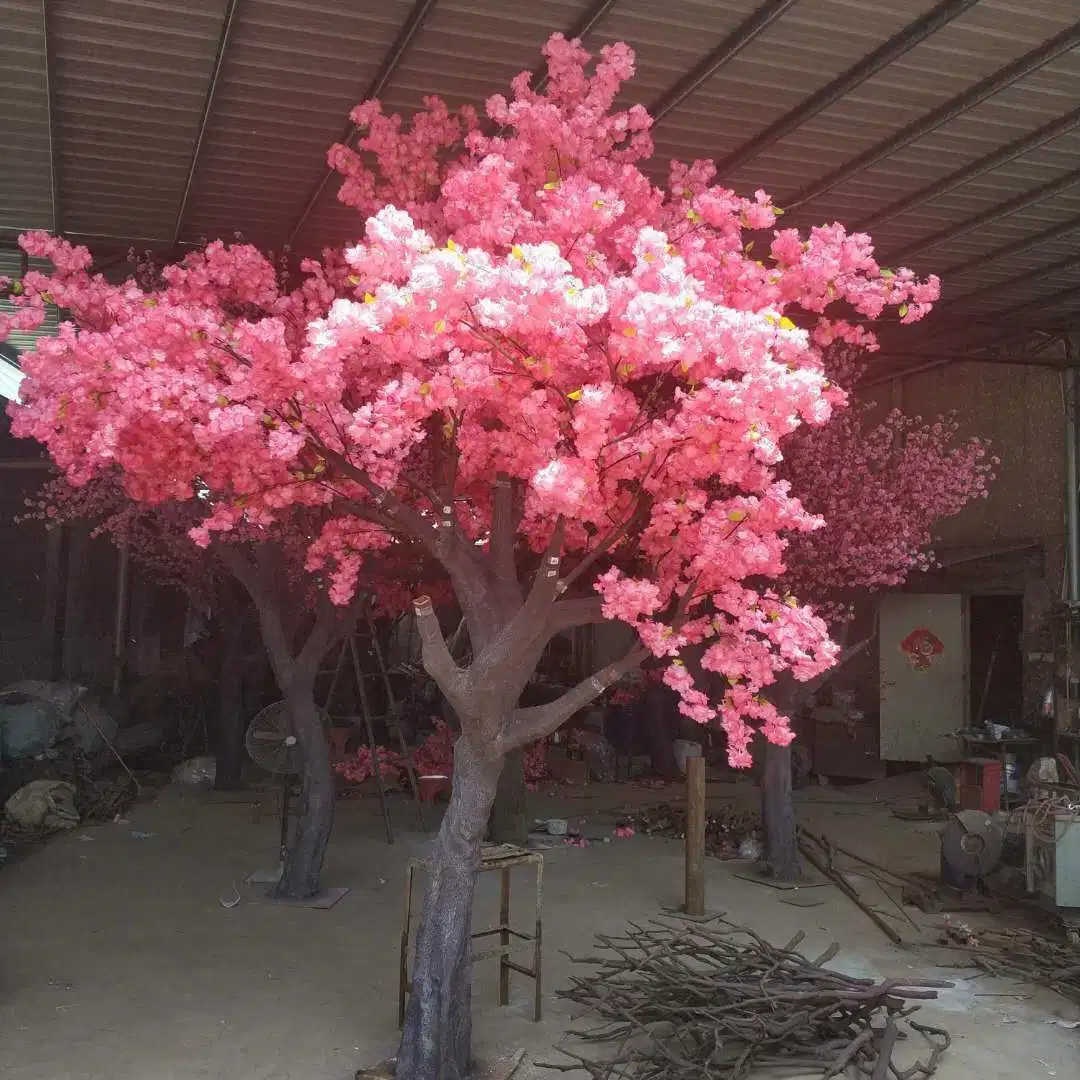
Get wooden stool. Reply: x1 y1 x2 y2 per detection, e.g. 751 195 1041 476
399 843 543 1026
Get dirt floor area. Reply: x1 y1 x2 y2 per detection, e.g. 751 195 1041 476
1 777 1077 1080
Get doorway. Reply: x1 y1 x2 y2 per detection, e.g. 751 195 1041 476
968 594 1024 727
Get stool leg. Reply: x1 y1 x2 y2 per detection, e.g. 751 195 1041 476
499 867 511 1007
533 859 543 1022
399 863 415 1028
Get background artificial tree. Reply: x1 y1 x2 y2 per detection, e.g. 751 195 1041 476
5 35 948 1080
757 378 994 879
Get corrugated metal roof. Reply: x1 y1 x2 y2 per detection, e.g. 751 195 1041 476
0 0 1077 379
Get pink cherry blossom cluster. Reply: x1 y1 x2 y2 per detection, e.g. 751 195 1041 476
5 34 961 766
334 745 403 785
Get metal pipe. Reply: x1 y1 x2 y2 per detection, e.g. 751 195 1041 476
1067 339 1080 606
112 546 131 695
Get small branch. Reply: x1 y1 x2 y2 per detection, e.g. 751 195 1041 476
296 589 369 674
500 644 649 751
559 499 647 592
413 595 471 717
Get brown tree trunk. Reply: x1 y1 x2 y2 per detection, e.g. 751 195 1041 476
489 747 527 844
760 741 799 881
397 734 503 1080
274 673 335 901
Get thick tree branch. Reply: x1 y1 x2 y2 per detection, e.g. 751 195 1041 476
413 595 472 719
499 644 649 751
490 473 520 589
214 543 295 687
472 518 566 678
546 596 606 636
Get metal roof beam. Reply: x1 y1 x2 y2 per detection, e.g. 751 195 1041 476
283 0 440 250
40 0 59 234
858 348 1067 388
783 22 1080 212
715 0 980 177
938 213 1080 280
947 254 1080 311
526 0 622 96
855 107 1080 232
171 0 241 247
648 0 799 124
997 283 1080 319
882 166 1080 264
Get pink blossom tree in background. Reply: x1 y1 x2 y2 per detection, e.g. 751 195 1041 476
757 383 994 879
24 469 428 891
5 36 949 1080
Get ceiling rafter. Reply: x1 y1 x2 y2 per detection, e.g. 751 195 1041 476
947 254 1080 311
715 0 981 178
883 166 1080 265
782 22 1080 212
854 107 1080 233
171 0 241 247
282 0 441 250
938 213 1080 281
41 0 59 235
997 282 1080 319
647 0 798 124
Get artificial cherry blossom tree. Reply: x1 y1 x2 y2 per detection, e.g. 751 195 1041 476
6 36 946 1080
757 386 993 879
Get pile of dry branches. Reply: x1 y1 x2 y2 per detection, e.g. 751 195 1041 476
544 916 951 1080
942 923 1080 1005
625 803 759 858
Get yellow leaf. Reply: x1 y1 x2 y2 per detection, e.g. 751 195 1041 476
774 207 785 216
544 181 559 191
143 298 157 308
215 394 229 407
617 363 634 377
523 355 538 367
686 209 702 224
511 245 525 261
347 275 361 285
592 199 606 210
364 292 376 304
743 241 754 255
898 303 910 318
446 238 458 251
764 314 779 327
419 382 432 396
778 316 797 331
434 319 446 333
566 388 584 401
727 509 746 523
683 295 693 309
667 244 677 256
784 595 798 608
622 325 637 337
442 421 455 440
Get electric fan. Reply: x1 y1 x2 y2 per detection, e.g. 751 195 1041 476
244 700 313 883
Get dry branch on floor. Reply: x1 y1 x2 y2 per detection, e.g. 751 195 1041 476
542 915 951 1080
625 802 759 858
940 923 1080 1006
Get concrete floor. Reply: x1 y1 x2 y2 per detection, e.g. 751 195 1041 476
0 779 1077 1080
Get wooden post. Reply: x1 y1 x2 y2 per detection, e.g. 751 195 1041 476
684 755 706 916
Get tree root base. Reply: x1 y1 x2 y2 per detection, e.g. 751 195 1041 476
357 1049 527 1080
